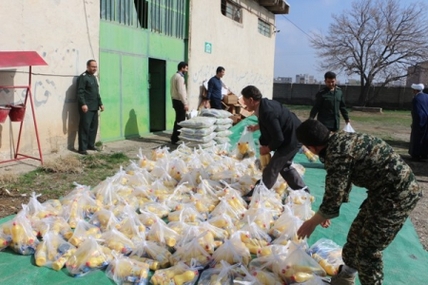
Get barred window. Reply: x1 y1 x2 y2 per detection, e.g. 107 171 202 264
221 0 242 23
258 19 271 37
100 0 186 39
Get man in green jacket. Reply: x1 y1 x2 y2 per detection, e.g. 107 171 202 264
296 119 421 285
77 59 104 155
310 71 350 131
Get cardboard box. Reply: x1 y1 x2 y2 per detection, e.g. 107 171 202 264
230 114 242 125
223 94 238 105
240 108 254 118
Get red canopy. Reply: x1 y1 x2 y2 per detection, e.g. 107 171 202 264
0 51 48 68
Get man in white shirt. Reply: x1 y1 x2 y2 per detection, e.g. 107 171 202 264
170 61 188 144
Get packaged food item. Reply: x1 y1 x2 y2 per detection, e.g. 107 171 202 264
106 254 150 285
308 238 343 276
66 237 110 277
150 261 199 285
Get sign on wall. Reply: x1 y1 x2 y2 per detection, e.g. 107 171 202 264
204 42 212 54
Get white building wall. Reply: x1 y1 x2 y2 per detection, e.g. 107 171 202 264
0 0 99 160
187 0 276 108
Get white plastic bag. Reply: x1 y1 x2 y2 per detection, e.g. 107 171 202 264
343 123 355 133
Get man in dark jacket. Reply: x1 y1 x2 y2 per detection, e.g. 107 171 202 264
242 85 308 191
409 83 428 160
309 71 350 131
77 59 104 155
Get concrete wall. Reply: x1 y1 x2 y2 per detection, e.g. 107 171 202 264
0 0 99 160
273 83 415 110
187 0 276 108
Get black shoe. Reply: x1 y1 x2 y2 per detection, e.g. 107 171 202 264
87 147 100 151
78 150 88 155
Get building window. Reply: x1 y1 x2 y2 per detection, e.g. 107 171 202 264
221 0 242 23
100 0 186 39
258 19 271 37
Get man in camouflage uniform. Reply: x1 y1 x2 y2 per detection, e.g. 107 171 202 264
295 119 421 285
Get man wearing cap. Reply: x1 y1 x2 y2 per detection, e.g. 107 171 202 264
409 83 428 160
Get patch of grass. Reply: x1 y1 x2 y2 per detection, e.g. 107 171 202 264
2 152 130 198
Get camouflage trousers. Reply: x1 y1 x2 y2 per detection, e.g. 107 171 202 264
342 179 421 285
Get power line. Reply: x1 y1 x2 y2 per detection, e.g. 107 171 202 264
280 15 315 41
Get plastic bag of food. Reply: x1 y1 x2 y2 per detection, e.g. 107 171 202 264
151 261 200 285
171 232 212 267
151 146 170 161
89 208 119 232
35 231 75 268
100 229 135 255
33 216 73 240
25 192 56 220
273 242 326 284
0 223 12 251
68 220 102 247
139 201 170 218
146 216 180 248
287 189 315 221
269 204 295 237
308 238 343 276
168 205 206 224
212 231 251 266
106 254 150 285
130 239 172 269
66 236 109 277
136 148 156 171
215 123 233 131
271 215 304 245
239 222 272 254
234 128 257 160
198 260 240 285
207 213 236 237
7 209 39 255
251 268 284 285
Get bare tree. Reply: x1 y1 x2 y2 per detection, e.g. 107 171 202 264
310 0 428 106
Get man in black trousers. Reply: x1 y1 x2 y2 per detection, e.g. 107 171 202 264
242 85 308 192
77 59 104 155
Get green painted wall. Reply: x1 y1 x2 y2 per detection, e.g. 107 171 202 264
99 22 186 141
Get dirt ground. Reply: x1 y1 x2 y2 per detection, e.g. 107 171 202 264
0 118 427 251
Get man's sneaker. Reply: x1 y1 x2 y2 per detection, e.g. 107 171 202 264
330 265 356 285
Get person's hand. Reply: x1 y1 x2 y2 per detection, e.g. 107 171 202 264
320 219 331 228
297 212 326 239
81 105 88 113
184 104 189 111
297 219 318 239
259 145 270 155
203 100 210 108
346 119 351 124
99 105 104 112
247 125 259 132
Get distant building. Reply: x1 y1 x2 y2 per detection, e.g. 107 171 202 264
295 74 317 84
274 77 292 83
407 61 428 86
296 74 309 84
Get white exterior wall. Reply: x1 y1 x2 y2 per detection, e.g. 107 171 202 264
187 0 276 108
0 0 99 160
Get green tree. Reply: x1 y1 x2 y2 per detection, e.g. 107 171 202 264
310 0 428 106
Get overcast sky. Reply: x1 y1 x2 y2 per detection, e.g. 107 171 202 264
274 0 353 83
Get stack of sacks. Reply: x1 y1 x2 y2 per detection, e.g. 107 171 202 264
200 109 233 145
177 116 217 148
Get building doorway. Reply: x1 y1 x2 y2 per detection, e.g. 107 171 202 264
148 58 166 132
